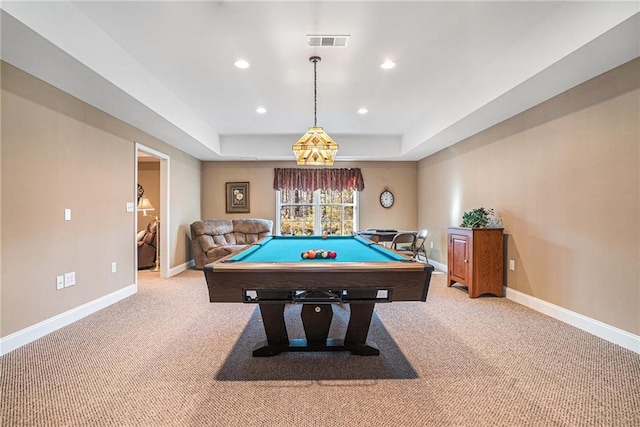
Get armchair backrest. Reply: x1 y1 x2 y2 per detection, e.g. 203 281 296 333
138 219 158 245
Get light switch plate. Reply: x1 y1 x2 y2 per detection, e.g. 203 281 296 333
64 272 76 287
64 209 71 221
126 202 135 213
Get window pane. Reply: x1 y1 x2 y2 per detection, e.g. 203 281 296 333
320 206 333 235
319 191 327 204
280 189 314 204
277 189 356 236
297 206 314 221
343 206 354 234
280 189 292 204
280 206 314 236
299 189 314 204
344 206 353 221
315 189 355 235
281 222 293 235
280 206 295 221
322 205 347 235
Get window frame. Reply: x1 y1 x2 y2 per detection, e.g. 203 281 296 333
275 189 359 236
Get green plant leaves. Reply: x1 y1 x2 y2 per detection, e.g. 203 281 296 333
460 207 494 228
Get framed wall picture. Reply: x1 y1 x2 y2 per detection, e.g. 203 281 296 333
225 182 250 213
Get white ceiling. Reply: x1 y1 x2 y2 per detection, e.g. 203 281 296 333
1 1 639 162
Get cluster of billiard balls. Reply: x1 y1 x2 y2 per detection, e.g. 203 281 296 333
301 249 337 259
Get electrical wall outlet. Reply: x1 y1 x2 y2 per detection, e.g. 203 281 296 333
509 260 515 271
430 241 434 249
56 275 64 290
64 208 71 221
64 271 76 287
112 262 117 273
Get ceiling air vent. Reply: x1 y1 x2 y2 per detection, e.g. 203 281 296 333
307 35 350 48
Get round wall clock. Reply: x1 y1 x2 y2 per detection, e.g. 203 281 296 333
380 188 394 208
137 184 144 203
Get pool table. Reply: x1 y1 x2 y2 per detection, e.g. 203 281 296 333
203 235 434 356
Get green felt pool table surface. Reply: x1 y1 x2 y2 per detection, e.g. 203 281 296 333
225 235 407 263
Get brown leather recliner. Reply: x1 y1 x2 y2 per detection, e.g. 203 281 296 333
190 218 273 269
137 219 157 269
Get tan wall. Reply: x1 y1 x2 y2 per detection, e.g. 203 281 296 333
168 152 201 265
200 161 418 231
1 62 201 337
418 58 640 335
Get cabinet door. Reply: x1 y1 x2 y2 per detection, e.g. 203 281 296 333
449 233 470 284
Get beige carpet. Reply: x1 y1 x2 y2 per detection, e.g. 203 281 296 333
1 269 639 426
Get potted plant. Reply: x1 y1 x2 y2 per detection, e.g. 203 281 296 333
460 207 501 228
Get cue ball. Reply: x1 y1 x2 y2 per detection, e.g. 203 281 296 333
315 306 321 313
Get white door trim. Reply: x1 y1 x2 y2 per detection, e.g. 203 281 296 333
135 143 170 279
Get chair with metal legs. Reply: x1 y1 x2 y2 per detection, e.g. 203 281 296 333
390 232 417 258
412 229 429 262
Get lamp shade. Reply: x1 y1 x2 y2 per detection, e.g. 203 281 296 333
137 196 155 213
292 127 339 166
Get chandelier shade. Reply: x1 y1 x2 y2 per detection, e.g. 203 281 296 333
293 56 338 166
293 126 339 165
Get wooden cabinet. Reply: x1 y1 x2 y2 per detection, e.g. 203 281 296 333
447 227 504 298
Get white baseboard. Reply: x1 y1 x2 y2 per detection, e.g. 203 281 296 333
168 259 195 277
505 287 639 354
428 259 447 273
0 283 137 356
434 261 638 354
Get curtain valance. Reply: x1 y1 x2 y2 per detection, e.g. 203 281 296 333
273 168 365 192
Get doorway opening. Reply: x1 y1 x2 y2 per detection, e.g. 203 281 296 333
135 143 170 283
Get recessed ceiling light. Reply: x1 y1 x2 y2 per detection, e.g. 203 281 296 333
234 59 250 69
256 107 267 114
358 108 368 115
380 60 396 70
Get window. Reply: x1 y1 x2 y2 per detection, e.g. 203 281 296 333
273 167 364 236
277 188 358 236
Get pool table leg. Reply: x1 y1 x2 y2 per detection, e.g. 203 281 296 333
253 301 380 357
344 302 379 356
300 303 333 345
254 303 289 357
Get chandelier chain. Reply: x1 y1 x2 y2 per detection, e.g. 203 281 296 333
313 58 317 127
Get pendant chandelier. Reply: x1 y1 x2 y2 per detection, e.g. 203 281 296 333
292 56 339 166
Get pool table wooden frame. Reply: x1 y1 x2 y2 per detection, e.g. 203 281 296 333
203 236 434 356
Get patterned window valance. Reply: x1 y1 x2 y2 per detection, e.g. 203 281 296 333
273 168 365 191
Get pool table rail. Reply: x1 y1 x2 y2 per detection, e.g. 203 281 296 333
211 259 424 271
204 267 431 303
